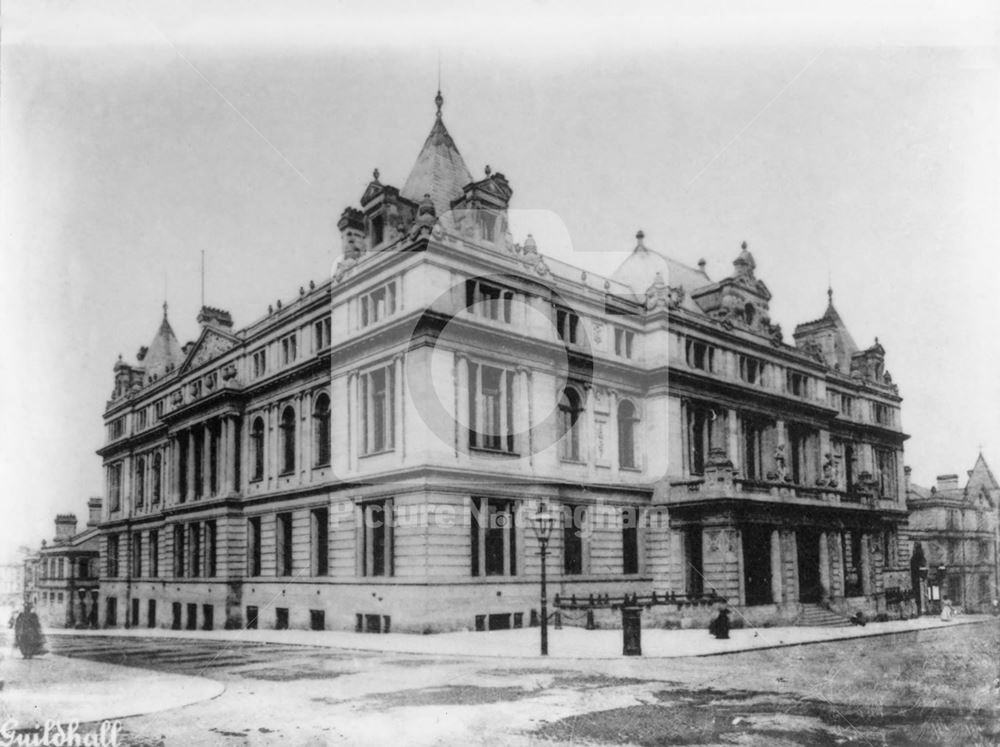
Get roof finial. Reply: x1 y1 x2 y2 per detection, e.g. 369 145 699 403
636 230 645 248
741 240 748 250
435 89 444 118
827 285 834 305
163 300 168 320
373 168 380 182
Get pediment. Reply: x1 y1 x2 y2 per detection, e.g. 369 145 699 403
180 327 238 373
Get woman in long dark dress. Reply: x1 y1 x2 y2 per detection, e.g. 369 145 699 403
14 604 45 659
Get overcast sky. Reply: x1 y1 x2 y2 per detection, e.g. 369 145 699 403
2 1 998 561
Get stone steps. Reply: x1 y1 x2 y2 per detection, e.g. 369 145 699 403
797 604 853 627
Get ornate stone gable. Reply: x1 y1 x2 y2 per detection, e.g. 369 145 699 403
179 328 238 374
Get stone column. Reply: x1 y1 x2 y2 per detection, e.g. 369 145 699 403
455 355 469 454
728 409 740 473
860 533 873 596
394 355 405 459
517 366 532 463
770 529 783 604
819 531 831 599
226 417 237 494
203 422 213 497
186 429 196 501
609 389 619 475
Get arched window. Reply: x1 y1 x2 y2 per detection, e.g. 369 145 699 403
280 406 296 474
313 393 331 467
251 417 265 481
559 387 584 461
618 400 638 469
135 457 146 506
152 453 162 504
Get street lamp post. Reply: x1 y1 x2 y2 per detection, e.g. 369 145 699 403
531 501 556 656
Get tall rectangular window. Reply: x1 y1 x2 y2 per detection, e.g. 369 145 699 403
738 355 765 385
685 527 703 596
252 349 267 379
786 370 808 397
787 424 818 485
189 523 201 578
875 448 897 499
360 281 398 327
247 517 262 576
149 530 159 578
276 513 293 577
131 534 142 578
465 279 513 323
563 505 584 575
107 535 120 577
686 403 719 476
872 403 891 426
311 508 329 576
173 525 185 577
614 328 634 359
362 365 395 454
205 520 217 577
108 463 123 511
741 415 773 481
470 498 516 577
468 362 515 452
281 334 297 366
554 307 580 344
622 509 640 575
314 316 332 350
685 339 715 372
360 500 392 577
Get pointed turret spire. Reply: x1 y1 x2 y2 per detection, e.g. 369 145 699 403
401 89 473 216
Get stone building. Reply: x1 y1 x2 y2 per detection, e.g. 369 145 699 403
31 499 102 627
906 455 999 613
97 92 908 632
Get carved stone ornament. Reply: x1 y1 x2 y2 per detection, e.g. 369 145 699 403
222 364 238 381
708 530 721 553
592 321 603 345
171 390 183 406
534 258 550 277
645 272 685 311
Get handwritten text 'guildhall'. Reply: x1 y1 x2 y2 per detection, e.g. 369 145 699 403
97 93 908 633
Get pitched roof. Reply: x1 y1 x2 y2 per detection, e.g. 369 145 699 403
401 96 473 216
967 453 1000 493
792 289 859 372
609 238 710 312
143 303 183 381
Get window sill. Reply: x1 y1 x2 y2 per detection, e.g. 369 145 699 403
619 465 642 473
559 457 586 466
249 477 264 484
278 470 295 477
312 461 332 469
359 448 395 459
470 447 520 457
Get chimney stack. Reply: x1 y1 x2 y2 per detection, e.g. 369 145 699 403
54 514 78 543
87 497 102 527
936 474 960 492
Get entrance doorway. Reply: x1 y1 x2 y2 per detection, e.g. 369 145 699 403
797 528 823 603
742 525 773 606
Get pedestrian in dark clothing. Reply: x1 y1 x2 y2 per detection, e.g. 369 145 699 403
13 604 45 659
709 605 731 639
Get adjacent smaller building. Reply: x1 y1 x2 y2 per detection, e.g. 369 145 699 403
906 455 999 613
32 498 102 628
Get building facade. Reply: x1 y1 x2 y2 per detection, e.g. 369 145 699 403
31 500 102 627
98 93 908 633
906 456 999 613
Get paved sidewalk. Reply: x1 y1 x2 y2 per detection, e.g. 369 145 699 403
42 614 990 659
0 637 224 729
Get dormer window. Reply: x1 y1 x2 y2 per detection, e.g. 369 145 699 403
480 212 497 242
371 215 385 247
